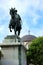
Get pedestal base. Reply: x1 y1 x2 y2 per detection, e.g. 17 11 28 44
0 44 27 65
0 35 27 65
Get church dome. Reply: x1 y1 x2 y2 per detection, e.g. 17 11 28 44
21 35 36 42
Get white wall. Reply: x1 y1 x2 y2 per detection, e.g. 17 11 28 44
0 45 27 65
1 47 19 65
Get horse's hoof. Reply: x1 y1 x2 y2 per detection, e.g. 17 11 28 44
10 30 12 32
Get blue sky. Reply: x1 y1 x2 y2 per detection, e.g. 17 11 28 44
0 0 43 42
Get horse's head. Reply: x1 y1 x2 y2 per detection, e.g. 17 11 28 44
10 8 17 19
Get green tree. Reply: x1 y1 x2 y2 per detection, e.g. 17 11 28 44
27 37 43 65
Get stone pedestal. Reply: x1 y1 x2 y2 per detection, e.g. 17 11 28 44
0 35 27 65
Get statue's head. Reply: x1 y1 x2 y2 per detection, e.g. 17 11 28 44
10 8 17 16
14 8 17 12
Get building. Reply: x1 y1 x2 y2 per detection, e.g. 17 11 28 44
0 34 36 65
21 35 36 49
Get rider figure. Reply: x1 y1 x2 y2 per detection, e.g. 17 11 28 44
9 8 22 33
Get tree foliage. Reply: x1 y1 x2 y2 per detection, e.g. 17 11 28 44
27 37 43 65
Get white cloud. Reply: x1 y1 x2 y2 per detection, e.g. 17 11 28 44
30 0 43 11
33 28 43 37
0 25 6 34
0 25 4 32
32 13 40 25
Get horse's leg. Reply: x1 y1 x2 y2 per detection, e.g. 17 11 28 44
14 26 16 35
18 29 20 36
10 28 12 32
14 29 16 42
14 26 17 42
18 29 21 42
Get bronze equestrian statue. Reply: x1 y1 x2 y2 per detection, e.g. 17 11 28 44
9 8 22 37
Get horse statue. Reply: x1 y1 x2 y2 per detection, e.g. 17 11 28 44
9 8 22 40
